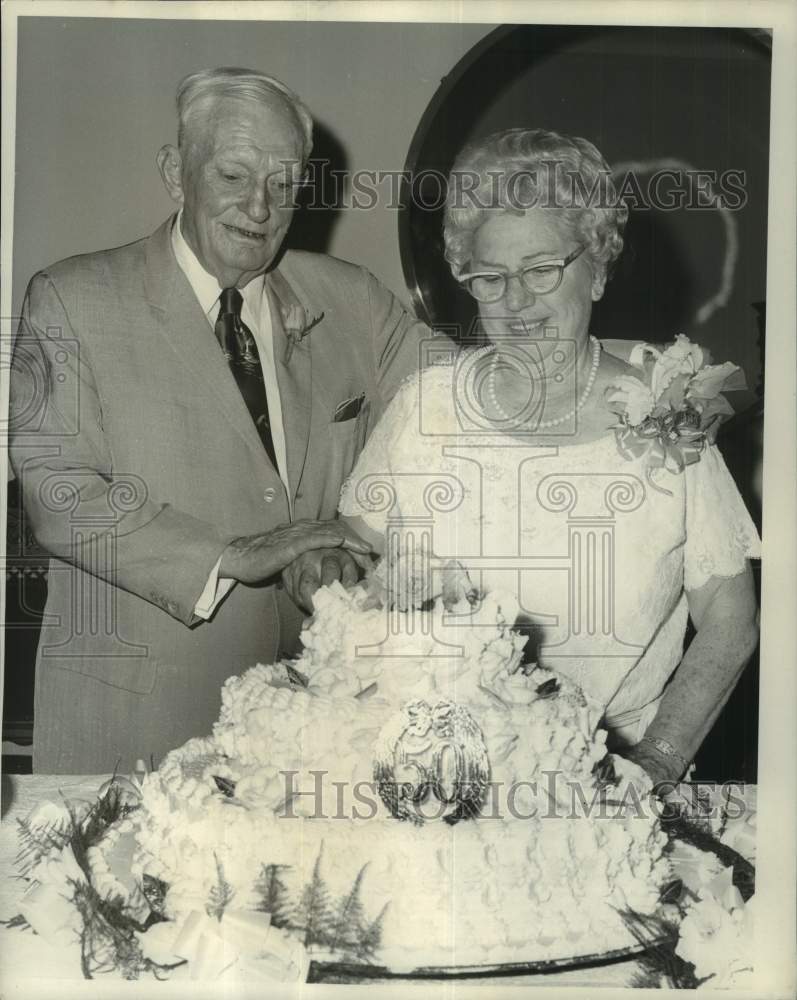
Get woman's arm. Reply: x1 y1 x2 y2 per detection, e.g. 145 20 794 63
624 563 759 785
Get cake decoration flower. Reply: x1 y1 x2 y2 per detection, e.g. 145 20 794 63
605 335 746 494
674 878 754 987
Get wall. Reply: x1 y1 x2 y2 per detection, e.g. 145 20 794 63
11 16 492 313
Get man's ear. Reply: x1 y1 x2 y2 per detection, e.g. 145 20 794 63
157 145 184 204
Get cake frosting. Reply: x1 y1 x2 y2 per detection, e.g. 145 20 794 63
124 578 671 970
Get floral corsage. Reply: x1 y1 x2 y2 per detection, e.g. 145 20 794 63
279 303 324 364
605 335 746 494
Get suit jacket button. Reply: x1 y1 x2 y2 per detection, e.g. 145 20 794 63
263 488 276 503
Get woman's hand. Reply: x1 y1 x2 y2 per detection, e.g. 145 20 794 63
282 546 373 614
219 519 372 585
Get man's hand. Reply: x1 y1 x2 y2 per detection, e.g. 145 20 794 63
219 519 372 585
282 546 371 614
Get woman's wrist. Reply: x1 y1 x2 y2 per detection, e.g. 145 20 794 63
639 735 691 772
623 737 689 787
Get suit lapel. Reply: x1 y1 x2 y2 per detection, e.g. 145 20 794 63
267 265 313 501
143 218 279 473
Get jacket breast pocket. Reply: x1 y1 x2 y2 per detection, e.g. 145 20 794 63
308 401 371 518
327 416 360 483
328 398 371 472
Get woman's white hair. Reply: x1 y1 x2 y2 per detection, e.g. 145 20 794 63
444 128 628 281
176 67 313 164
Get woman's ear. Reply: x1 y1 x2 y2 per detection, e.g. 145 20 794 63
591 265 608 302
156 145 184 205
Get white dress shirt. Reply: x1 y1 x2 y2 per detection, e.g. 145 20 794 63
170 212 290 619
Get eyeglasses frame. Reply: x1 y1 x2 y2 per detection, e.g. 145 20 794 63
458 245 587 303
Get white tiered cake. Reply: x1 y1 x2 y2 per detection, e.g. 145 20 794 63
126 578 671 972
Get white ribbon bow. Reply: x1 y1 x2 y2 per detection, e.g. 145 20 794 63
18 845 86 947
138 908 309 982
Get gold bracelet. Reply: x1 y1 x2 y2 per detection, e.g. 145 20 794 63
639 735 691 771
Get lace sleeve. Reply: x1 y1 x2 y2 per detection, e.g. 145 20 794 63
684 443 761 591
338 370 423 534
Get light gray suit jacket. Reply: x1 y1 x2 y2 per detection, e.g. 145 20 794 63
9 217 429 773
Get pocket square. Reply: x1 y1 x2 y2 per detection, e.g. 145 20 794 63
333 393 366 422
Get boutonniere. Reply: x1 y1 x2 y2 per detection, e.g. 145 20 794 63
280 303 324 364
605 335 746 494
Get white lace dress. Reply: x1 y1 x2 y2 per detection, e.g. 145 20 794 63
339 348 761 745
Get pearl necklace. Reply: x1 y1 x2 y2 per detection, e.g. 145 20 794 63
486 335 601 429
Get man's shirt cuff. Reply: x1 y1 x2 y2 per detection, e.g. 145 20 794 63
194 556 235 620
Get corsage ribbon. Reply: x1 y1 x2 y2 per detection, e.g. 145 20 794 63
614 418 706 484
606 335 746 494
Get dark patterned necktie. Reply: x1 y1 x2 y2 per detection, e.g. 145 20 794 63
214 287 278 469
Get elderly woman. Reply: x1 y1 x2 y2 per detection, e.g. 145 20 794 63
340 128 760 787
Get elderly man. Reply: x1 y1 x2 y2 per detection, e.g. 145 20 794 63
9 67 429 773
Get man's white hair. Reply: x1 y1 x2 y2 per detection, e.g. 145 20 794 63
176 67 313 164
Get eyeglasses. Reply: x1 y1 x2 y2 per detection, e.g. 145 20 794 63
458 246 586 303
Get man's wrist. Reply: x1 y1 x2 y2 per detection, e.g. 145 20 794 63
219 536 248 581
